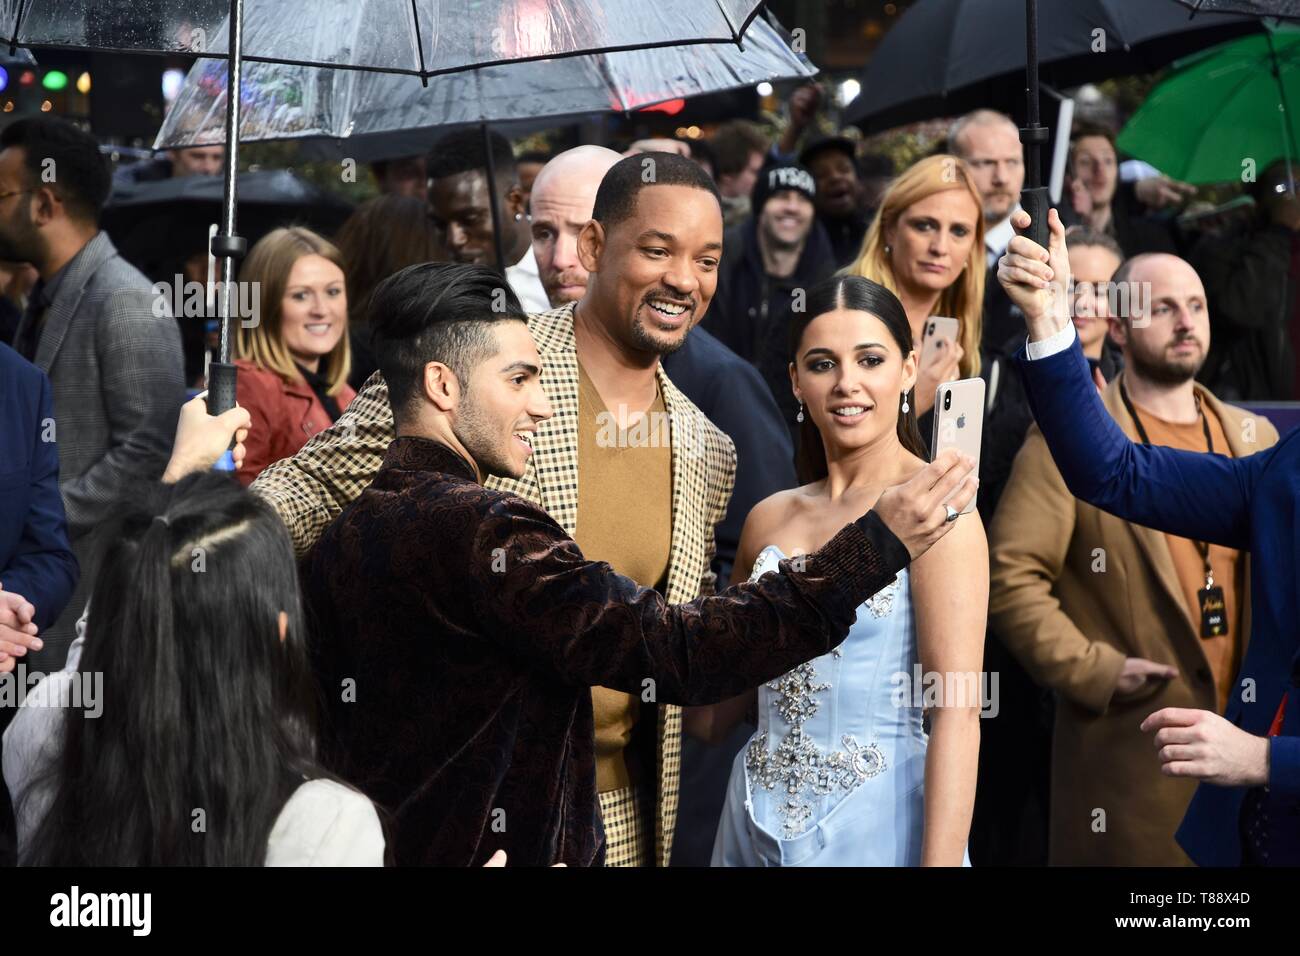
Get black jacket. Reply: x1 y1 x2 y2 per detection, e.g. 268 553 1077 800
1192 222 1296 401
662 326 797 587
704 219 836 435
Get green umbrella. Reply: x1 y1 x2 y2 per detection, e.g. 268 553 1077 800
1118 24 1300 184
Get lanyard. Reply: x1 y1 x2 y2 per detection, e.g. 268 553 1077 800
1118 379 1218 587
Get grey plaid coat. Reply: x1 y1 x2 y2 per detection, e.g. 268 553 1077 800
252 302 737 865
13 231 184 664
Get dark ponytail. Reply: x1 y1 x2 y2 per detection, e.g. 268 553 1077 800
789 274 928 484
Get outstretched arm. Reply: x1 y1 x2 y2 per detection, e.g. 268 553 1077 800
466 452 978 705
999 209 1265 550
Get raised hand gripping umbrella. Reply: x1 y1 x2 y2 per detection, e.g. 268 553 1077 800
0 0 772 430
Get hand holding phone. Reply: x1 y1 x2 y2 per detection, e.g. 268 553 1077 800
930 377 985 515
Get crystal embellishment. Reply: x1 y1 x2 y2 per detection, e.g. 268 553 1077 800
744 546 891 838
863 577 899 619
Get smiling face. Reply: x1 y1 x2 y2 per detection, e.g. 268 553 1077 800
759 189 815 250
452 320 552 480
580 183 723 357
279 254 347 371
790 306 918 457
884 188 980 297
807 149 862 219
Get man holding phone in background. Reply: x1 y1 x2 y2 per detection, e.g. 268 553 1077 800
989 248 1277 864
1000 207 1300 866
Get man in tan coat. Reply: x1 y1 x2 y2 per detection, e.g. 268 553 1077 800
989 253 1278 865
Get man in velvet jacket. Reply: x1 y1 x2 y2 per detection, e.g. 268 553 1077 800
299 262 978 867
999 207 1300 866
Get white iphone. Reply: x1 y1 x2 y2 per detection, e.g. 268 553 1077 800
919 316 960 369
930 377 985 515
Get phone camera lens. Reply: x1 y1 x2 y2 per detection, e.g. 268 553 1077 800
943 391 951 411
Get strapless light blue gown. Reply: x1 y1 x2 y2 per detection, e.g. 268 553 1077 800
711 545 971 866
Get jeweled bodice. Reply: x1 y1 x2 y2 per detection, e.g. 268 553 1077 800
743 545 923 839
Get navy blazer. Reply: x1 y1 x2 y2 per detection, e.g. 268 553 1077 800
1017 336 1300 866
0 342 77 632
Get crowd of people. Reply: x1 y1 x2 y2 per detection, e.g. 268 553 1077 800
0 78 1297 867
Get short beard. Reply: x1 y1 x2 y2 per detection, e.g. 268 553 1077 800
984 196 1016 224
628 314 689 356
0 215 41 265
451 388 516 481
1128 340 1203 386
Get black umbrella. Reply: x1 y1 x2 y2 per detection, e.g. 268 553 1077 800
103 169 355 275
844 0 1260 133
1174 0 1300 17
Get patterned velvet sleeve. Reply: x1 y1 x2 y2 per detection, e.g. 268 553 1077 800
250 372 396 556
463 492 908 704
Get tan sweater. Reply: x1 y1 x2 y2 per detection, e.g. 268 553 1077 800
574 362 673 793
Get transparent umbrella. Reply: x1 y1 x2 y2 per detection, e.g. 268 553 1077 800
0 0 767 76
0 0 770 426
154 14 813 162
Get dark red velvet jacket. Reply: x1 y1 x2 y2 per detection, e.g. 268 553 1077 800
300 436 907 866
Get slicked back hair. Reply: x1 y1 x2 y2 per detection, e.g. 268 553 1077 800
368 261 527 424
591 152 721 233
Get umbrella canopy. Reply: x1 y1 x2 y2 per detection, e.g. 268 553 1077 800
1117 25 1300 184
1174 0 1300 18
844 0 1260 133
153 14 814 160
0 0 766 77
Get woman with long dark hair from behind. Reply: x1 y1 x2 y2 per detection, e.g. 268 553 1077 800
5 455 384 865
691 274 987 866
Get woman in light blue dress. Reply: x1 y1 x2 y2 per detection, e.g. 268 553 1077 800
694 275 988 866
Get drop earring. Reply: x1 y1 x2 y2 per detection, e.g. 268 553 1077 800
796 402 805 423
901 393 910 414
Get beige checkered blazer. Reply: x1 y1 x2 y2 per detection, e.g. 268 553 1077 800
252 302 737 866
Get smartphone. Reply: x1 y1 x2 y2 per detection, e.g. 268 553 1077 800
919 316 960 369
930 377 985 515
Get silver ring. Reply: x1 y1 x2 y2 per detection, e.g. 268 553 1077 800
944 504 960 523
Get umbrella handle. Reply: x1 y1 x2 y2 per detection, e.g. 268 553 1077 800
1019 185 1051 252
207 360 239 472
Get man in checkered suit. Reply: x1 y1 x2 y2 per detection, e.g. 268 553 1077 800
253 152 737 866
